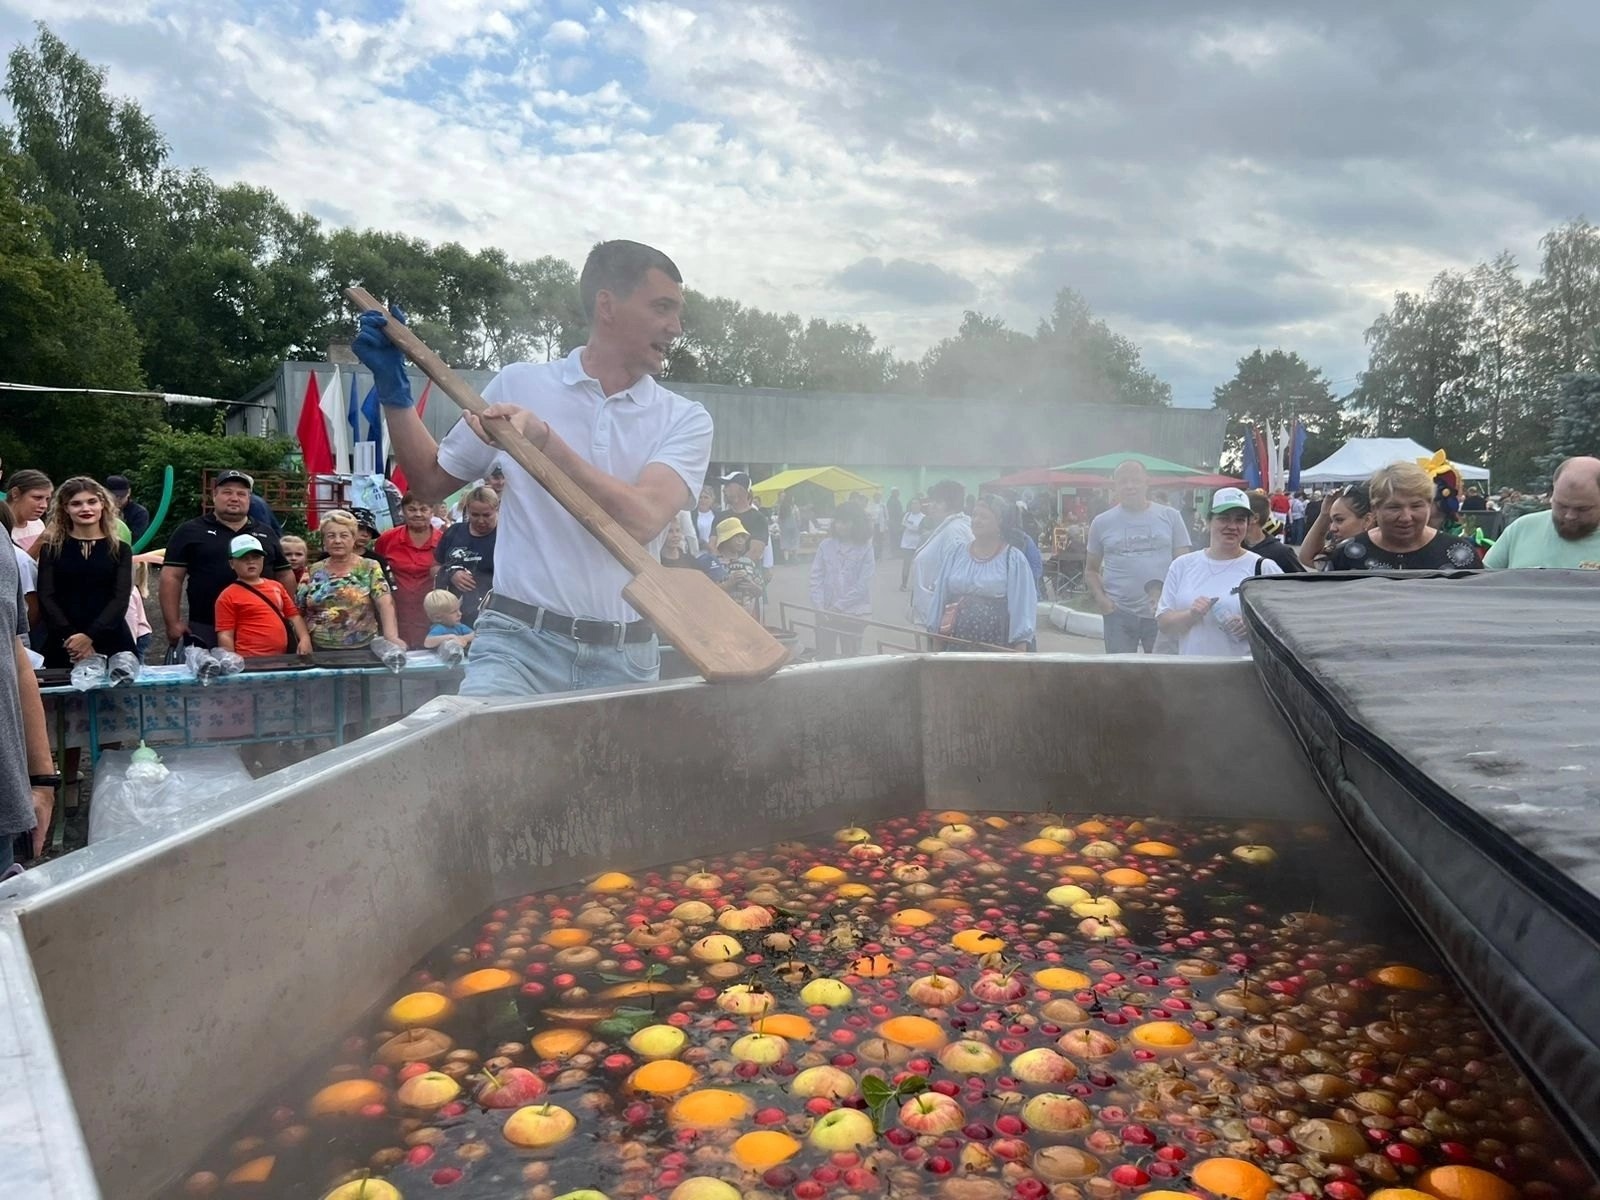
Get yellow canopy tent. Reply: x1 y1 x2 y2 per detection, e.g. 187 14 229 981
751 466 882 506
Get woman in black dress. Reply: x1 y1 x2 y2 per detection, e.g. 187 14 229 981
35 477 134 668
1327 462 1480 572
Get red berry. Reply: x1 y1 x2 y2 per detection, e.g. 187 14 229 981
924 1156 954 1176
804 1097 835 1116
1384 1142 1422 1166
430 1168 462 1186
1109 1164 1149 1186
994 1114 1026 1136
1324 1184 1365 1200
1155 1145 1187 1162
755 1107 786 1126
405 1145 435 1167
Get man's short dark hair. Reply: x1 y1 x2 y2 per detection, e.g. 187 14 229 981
580 240 682 320
927 479 966 512
1247 492 1271 524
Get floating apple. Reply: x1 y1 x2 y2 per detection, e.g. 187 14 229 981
899 1092 964 1134
1069 896 1121 919
1031 1146 1100 1182
799 978 853 1007
971 970 1027 1003
1127 1022 1194 1052
385 992 454 1029
937 823 978 844
1046 884 1091 907
1010 1047 1078 1084
689 934 743 963
938 1040 1004 1073
627 1025 689 1060
891 864 930 884
503 1102 577 1148
847 842 885 860
322 1179 402 1200
907 974 964 1006
803 864 846 885
1057 1029 1117 1058
716 984 774 1016
834 826 872 844
1079 839 1119 858
476 1067 546 1109
716 905 772 932
1037 824 1075 843
790 1065 856 1099
553 1192 611 1200
916 836 948 854
730 1033 787 1064
626 921 682 948
396 1071 460 1109
682 871 722 891
670 900 715 924
589 871 636 893
1077 916 1125 940
1231 845 1277 864
1021 1092 1092 1133
669 1180 740 1200
808 1106 876 1151
375 1028 453 1065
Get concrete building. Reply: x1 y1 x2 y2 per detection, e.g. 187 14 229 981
234 361 1227 498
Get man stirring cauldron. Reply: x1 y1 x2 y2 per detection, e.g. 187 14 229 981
355 240 713 695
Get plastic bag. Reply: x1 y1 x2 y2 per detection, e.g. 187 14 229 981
184 646 244 685
434 638 466 667
108 651 143 686
88 744 255 845
370 636 407 673
70 655 108 691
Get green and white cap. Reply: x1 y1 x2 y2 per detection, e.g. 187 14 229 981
1209 487 1253 515
229 533 266 557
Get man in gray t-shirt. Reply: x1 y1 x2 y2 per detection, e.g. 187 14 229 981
1086 461 1191 654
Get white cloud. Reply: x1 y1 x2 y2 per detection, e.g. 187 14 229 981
546 17 589 45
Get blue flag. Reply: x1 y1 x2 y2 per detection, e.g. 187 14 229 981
1287 421 1307 492
347 371 361 451
361 384 384 473
1242 426 1262 489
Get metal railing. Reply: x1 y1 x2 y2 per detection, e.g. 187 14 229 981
776 602 1018 657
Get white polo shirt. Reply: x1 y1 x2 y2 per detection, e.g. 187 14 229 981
436 349 713 624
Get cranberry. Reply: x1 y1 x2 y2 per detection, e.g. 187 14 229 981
755 1106 786 1126
994 1114 1026 1136
930 1080 960 1097
842 1168 875 1191
924 1156 954 1175
811 1166 840 1185
1324 1184 1365 1200
430 1168 462 1186
793 1181 826 1200
406 1145 435 1166
962 1122 992 1141
1122 1123 1157 1145
1108 1164 1149 1187
884 1127 915 1147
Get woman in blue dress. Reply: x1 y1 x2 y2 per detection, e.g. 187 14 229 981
927 494 1036 651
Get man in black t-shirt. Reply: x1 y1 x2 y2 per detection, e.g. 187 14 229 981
713 471 770 563
160 470 293 648
434 487 499 624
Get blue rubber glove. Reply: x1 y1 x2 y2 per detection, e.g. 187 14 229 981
352 304 415 408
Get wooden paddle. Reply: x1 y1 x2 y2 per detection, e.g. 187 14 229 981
344 287 789 683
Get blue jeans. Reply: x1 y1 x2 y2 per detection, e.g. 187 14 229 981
1103 608 1157 654
461 608 661 697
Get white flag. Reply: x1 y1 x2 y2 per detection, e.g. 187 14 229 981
320 366 352 474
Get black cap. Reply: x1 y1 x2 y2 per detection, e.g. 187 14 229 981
350 507 381 535
105 474 131 494
214 469 255 490
720 471 752 489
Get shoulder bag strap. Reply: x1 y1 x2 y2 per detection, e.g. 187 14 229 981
225 579 297 645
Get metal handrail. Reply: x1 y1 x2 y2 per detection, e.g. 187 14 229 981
776 601 1018 655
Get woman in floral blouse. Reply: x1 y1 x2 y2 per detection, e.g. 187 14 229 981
299 510 402 649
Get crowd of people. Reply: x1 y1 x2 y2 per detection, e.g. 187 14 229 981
4 233 1599 869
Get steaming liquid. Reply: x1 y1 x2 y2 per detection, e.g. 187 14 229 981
170 811 1599 1200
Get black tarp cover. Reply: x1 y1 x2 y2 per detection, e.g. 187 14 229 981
1242 570 1600 1160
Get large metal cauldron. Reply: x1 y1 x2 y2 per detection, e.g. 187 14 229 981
0 656 1377 1198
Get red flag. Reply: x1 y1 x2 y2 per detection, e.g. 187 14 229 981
389 381 430 494
295 373 334 525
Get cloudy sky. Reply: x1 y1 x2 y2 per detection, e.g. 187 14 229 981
3 1 1596 405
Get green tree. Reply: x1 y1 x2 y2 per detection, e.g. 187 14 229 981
1032 289 1171 406
131 428 300 544
794 317 906 392
507 255 586 362
1468 252 1537 483
1212 349 1345 473
134 180 328 399
665 292 804 387
1351 271 1481 456
919 311 1035 398
1525 219 1600 382
2 24 168 297
1539 369 1600 485
0 168 155 480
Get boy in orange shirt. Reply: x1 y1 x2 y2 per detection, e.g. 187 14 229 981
215 534 312 657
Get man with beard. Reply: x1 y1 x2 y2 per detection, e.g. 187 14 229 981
1485 456 1600 569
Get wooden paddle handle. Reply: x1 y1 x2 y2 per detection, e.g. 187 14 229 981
344 287 652 575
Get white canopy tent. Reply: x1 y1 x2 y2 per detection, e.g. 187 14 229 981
1299 438 1490 485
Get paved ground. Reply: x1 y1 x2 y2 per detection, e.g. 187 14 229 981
763 552 1104 656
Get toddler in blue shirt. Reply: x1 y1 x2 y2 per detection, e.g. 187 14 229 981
423 590 474 650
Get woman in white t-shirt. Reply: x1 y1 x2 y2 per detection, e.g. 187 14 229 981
1156 488 1282 656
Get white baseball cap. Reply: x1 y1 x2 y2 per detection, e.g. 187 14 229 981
1209 487 1253 516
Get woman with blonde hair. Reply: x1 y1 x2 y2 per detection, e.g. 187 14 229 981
297 510 402 649
35 477 134 667
1327 462 1481 572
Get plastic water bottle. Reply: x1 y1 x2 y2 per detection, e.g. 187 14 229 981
435 639 465 667
108 651 142 686
370 637 407 673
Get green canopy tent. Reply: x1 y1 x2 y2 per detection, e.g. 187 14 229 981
1051 451 1205 476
